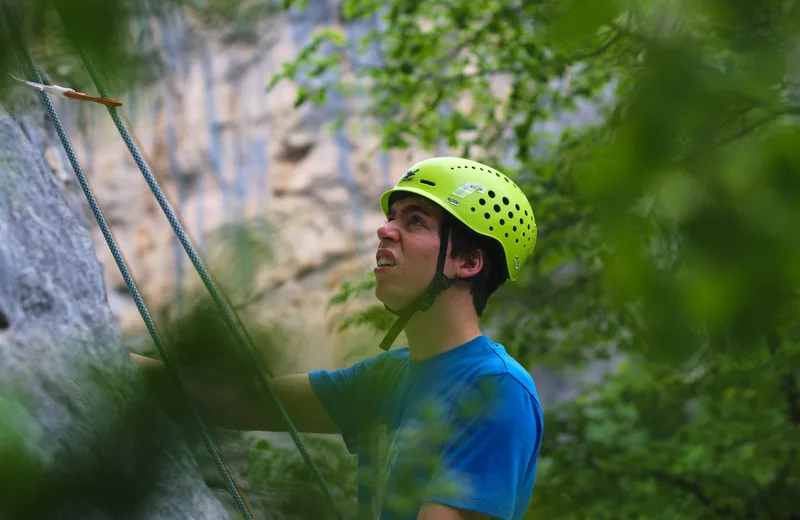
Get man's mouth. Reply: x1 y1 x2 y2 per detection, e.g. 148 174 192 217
376 250 396 268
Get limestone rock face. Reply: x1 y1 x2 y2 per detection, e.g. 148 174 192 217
0 102 229 519
56 11 408 369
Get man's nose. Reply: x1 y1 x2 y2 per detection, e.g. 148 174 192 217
377 220 399 242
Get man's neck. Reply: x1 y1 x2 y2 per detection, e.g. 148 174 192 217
403 292 482 361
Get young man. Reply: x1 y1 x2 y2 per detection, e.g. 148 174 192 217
133 157 543 520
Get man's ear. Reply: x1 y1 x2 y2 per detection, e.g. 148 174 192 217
454 248 484 279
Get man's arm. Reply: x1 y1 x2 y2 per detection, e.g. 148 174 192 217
131 353 339 433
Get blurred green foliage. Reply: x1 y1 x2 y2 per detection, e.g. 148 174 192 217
0 0 281 98
249 435 358 520
0 0 166 95
277 0 800 517
0 392 46 517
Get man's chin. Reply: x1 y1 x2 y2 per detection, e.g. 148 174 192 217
375 288 415 311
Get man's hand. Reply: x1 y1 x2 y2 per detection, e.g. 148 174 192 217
130 352 339 433
417 503 492 520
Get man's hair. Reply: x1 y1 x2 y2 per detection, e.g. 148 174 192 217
445 213 508 317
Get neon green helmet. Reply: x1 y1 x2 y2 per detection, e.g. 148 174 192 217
380 156 537 282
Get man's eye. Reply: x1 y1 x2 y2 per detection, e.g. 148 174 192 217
411 216 425 226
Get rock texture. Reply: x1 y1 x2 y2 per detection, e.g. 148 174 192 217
0 100 229 518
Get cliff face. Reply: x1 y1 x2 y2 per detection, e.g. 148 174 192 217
49 5 422 371
0 98 229 518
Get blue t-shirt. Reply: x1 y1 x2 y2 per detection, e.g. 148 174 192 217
309 335 543 520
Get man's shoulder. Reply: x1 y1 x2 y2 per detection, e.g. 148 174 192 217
471 337 540 402
343 346 410 383
359 345 410 369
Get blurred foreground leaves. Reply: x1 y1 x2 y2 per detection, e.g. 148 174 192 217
0 0 280 99
0 372 201 519
250 436 357 520
0 392 45 516
278 0 800 517
0 0 167 95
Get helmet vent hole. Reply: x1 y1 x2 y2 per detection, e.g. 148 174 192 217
420 179 436 186
479 198 486 205
519 218 523 224
527 224 530 229
516 239 519 243
515 204 520 210
471 207 476 212
488 190 495 198
505 233 509 237
489 226 494 231
508 211 513 218
500 219 505 225
524 210 528 216
484 213 491 219
502 197 509 205
513 226 517 231
523 232 526 237
493 204 501 213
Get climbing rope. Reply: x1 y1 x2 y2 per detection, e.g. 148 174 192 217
74 50 345 519
12 45 256 520
12 26 345 520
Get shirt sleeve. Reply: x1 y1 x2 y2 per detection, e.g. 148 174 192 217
423 374 541 520
308 351 397 453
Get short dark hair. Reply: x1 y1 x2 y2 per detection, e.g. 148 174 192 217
445 213 508 317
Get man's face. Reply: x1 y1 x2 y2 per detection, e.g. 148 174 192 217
374 195 446 309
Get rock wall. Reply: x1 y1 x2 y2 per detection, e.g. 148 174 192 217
0 98 229 518
51 3 429 373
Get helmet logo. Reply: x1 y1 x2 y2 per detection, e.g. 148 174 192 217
399 169 419 183
446 197 460 207
515 256 520 270
451 182 484 198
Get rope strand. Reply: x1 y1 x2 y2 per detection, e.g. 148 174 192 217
75 50 343 518
15 45 256 520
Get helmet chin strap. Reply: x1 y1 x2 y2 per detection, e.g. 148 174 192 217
379 218 455 351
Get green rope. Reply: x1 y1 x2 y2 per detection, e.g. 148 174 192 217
75 47 345 520
14 48 256 520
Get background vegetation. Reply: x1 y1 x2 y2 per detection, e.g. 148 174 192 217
280 1 800 518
